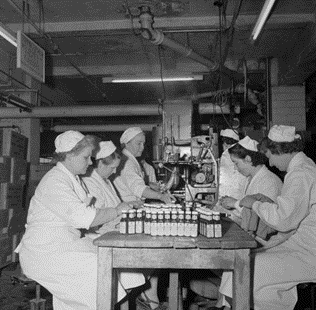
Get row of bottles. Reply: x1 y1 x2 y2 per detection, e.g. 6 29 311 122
119 208 222 238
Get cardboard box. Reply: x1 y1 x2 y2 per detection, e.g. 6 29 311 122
10 157 28 184
0 183 25 210
0 156 11 183
29 164 54 181
0 129 28 159
0 235 13 267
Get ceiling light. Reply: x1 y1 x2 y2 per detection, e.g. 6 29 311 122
250 0 277 42
102 75 203 83
0 22 17 47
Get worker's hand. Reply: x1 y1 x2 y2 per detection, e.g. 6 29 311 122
160 192 176 204
116 202 132 215
240 195 257 209
220 196 237 210
250 193 274 203
128 200 144 209
149 182 161 192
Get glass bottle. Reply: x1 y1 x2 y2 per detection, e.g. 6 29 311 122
144 209 151 234
191 211 199 238
170 210 178 236
120 210 128 234
135 209 144 234
184 210 191 237
128 209 136 234
157 210 164 236
164 210 171 237
151 211 158 236
177 210 185 237
213 211 222 238
206 212 214 238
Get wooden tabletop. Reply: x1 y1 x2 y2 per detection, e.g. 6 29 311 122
94 218 257 250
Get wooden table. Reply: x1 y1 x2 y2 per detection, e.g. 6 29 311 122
94 218 257 310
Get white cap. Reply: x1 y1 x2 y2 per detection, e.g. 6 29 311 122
238 136 258 152
268 125 301 142
95 141 116 160
220 129 239 141
55 130 85 153
120 127 143 144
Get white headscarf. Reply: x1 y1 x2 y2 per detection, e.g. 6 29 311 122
120 127 143 144
238 136 258 152
55 130 85 153
95 141 116 160
220 129 239 141
268 125 301 142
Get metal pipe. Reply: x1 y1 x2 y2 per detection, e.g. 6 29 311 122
51 124 157 132
139 6 219 71
0 104 159 118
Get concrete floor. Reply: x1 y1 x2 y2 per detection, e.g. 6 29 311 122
0 263 53 310
1 262 314 310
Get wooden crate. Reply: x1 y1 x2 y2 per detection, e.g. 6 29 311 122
0 183 25 210
10 157 28 184
0 156 11 183
0 129 28 159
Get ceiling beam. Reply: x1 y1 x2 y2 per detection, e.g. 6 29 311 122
7 13 315 34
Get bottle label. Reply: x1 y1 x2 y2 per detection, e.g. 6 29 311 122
206 223 214 238
128 221 136 234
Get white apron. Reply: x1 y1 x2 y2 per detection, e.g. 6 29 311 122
16 162 98 310
83 169 145 300
113 149 147 202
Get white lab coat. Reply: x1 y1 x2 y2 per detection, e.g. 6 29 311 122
113 149 148 202
250 152 316 310
218 148 248 200
17 162 98 310
218 165 283 307
82 170 146 300
142 160 157 183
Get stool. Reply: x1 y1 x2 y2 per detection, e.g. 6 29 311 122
11 274 46 310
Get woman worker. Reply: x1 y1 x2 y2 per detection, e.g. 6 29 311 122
16 131 130 310
113 127 173 309
239 125 316 310
218 129 248 200
113 126 174 203
217 136 283 309
82 141 146 304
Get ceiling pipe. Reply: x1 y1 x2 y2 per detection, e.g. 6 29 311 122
51 124 157 132
0 104 160 118
139 6 219 71
0 103 229 118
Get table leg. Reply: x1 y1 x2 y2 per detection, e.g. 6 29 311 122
232 249 251 310
169 272 179 310
97 247 113 310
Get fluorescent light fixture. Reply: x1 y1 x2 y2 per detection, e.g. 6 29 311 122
102 75 203 83
250 0 277 41
0 22 17 47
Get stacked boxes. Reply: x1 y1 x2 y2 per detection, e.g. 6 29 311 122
0 129 28 268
